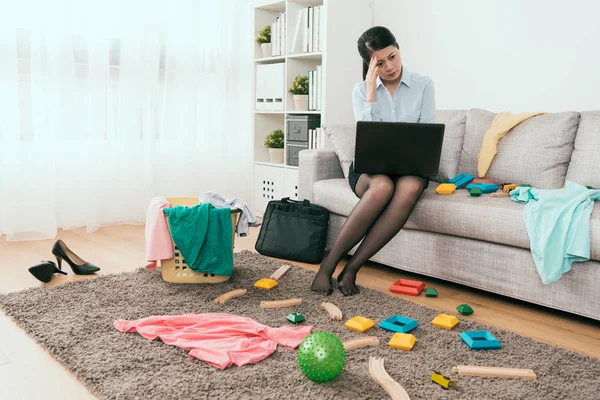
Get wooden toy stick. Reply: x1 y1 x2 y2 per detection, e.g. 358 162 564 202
321 302 342 321
452 365 536 380
269 264 292 281
369 357 411 400
491 192 510 198
343 336 380 351
260 298 302 309
213 289 247 304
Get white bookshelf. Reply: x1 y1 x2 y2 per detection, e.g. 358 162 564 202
252 0 372 214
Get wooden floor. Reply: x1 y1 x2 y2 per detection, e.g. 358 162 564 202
1 224 599 399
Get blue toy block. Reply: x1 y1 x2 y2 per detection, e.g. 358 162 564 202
448 173 474 189
465 183 500 194
460 330 502 350
379 315 419 333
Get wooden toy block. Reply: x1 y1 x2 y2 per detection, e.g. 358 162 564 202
448 173 474 189
389 333 416 351
502 183 517 193
425 287 438 297
389 278 425 296
452 365 536 380
436 183 457 194
260 298 302 309
379 315 419 333
286 312 305 324
469 187 482 197
213 289 247 304
460 330 502 350
321 302 342 321
431 370 456 389
254 278 278 290
456 304 474 315
472 179 494 184
345 316 375 333
343 336 380 351
431 314 459 330
369 357 411 400
491 192 510 198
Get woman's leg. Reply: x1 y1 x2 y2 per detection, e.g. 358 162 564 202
337 175 427 295
310 174 394 295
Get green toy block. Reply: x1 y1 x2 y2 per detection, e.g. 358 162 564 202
587 186 594 190
425 288 438 297
469 187 482 197
287 312 305 324
519 184 531 187
456 304 474 315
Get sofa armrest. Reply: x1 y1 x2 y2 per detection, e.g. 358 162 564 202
298 149 344 202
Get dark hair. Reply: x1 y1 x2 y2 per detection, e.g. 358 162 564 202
357 26 399 80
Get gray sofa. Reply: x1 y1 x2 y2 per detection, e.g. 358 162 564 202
298 109 600 321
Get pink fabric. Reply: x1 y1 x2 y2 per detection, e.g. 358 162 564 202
114 313 314 369
144 197 173 270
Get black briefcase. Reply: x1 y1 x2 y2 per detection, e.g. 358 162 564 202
255 197 329 264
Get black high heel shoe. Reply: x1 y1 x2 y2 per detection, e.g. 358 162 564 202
52 239 100 275
28 261 67 283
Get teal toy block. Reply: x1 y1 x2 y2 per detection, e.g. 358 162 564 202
460 330 502 350
469 187 482 197
425 288 438 297
448 173 475 189
379 315 419 333
466 183 499 194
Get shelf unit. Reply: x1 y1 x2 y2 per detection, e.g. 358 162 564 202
252 0 373 214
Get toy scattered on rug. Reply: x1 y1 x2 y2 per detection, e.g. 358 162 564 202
460 330 502 350
342 336 380 351
370 357 411 400
431 370 456 389
389 332 417 351
254 264 292 290
379 315 419 334
321 302 343 320
213 288 247 304
260 298 302 309
297 331 346 382
287 312 305 324
345 316 375 333
452 365 536 380
432 314 460 330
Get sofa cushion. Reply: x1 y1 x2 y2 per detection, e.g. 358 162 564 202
459 109 579 189
323 124 355 179
432 110 467 182
313 179 600 261
566 111 600 188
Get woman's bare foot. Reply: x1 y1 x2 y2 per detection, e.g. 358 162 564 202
337 266 360 296
311 270 334 295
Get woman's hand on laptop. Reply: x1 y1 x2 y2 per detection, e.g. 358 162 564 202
366 56 378 102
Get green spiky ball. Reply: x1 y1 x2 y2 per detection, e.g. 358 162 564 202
297 331 346 382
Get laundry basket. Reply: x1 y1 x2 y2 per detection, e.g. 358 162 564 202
161 197 240 284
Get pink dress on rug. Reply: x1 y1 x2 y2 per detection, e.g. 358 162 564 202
114 313 314 369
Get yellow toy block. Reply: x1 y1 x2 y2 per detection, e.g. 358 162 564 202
432 314 460 330
389 333 416 351
436 183 457 195
254 278 278 290
345 316 375 333
502 183 517 193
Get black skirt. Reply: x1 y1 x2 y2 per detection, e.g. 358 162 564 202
347 161 430 196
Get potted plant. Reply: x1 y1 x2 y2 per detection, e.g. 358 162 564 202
256 25 272 58
289 74 309 111
264 129 284 163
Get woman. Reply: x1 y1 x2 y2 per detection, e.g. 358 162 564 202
311 26 436 296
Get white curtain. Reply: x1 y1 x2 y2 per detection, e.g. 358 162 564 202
0 0 253 241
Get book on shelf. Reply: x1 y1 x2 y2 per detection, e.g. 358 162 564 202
270 12 286 57
308 128 324 150
291 5 323 54
307 64 322 111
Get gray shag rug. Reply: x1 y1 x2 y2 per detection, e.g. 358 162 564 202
1 250 599 400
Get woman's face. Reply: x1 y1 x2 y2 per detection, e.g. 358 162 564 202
370 45 402 81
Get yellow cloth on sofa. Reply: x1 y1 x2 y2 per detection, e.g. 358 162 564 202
477 111 546 177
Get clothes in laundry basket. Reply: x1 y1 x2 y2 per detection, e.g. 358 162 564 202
163 203 233 276
114 313 314 369
199 191 260 237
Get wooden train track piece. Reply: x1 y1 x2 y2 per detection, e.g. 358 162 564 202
452 365 536 380
260 298 303 309
343 336 380 351
213 289 247 304
321 302 343 320
369 357 411 400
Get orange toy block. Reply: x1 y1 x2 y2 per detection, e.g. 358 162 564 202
345 316 375 333
432 314 460 330
389 333 417 351
389 279 425 296
472 179 493 184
